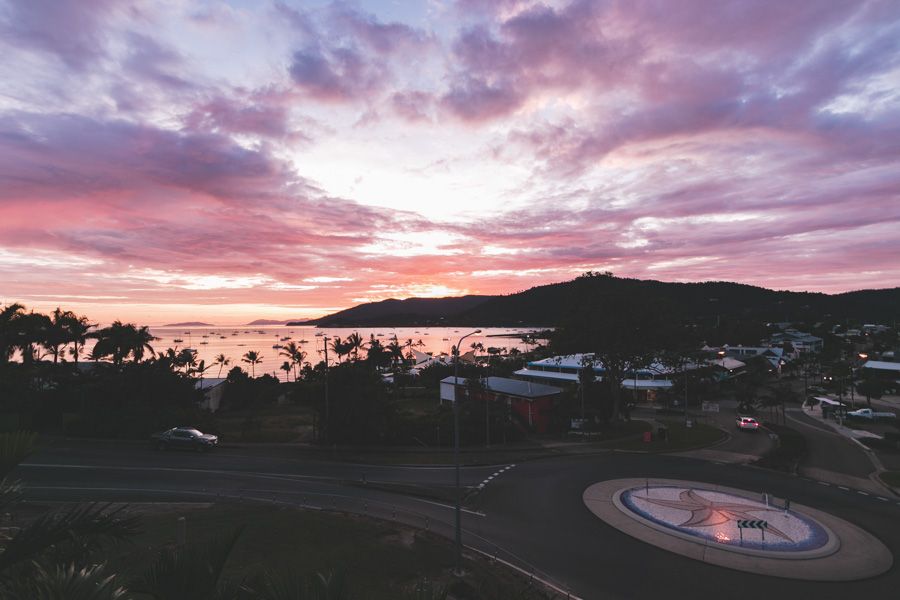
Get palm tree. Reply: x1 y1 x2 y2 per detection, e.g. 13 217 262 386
91 321 157 366
386 336 404 369
279 342 306 381
329 337 347 364
176 348 198 374
280 361 293 382
0 303 25 363
65 312 95 365
345 332 364 362
45 308 74 363
0 431 141 597
242 350 263 377
213 353 231 378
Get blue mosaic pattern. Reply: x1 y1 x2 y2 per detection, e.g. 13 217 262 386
620 486 830 552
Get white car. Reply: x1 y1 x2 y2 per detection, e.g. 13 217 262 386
847 408 896 420
736 416 760 431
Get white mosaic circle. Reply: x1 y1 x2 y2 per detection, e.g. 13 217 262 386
618 485 829 553
584 478 892 580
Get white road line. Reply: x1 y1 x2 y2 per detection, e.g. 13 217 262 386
468 546 582 600
817 481 830 486
29 485 487 517
838 486 849 491
877 497 889 502
858 491 869 496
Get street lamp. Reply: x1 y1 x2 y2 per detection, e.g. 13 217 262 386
858 352 870 407
453 328 481 576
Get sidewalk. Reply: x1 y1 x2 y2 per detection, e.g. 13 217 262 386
790 406 898 497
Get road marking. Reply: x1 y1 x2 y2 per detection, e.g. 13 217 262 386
468 546 582 600
817 481 830 486
838 486 849 491
858 491 869 496
475 464 516 492
877 497 889 502
27 485 487 517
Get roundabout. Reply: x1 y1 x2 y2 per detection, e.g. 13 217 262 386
584 478 892 581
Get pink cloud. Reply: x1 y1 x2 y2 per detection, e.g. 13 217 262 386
1 0 899 322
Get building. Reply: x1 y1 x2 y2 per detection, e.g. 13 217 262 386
440 376 562 433
768 329 824 353
196 377 227 412
723 346 785 371
511 354 674 404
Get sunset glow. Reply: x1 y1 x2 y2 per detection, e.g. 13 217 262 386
2 0 899 324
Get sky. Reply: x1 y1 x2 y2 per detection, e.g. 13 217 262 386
1 0 899 325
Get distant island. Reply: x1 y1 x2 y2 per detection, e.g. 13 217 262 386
245 319 306 326
161 321 214 327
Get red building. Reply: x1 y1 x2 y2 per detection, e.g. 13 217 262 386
440 376 563 433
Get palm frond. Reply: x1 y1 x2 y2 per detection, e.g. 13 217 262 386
0 503 141 575
138 526 243 600
239 569 353 600
0 477 23 514
311 570 352 600
0 431 36 478
402 578 448 600
0 562 132 600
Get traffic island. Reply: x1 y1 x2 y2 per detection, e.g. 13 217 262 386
583 478 892 581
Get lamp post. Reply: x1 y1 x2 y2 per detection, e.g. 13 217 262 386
453 329 481 576
859 352 870 407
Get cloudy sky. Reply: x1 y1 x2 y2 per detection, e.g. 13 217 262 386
1 0 899 324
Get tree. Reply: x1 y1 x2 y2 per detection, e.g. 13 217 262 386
12 311 52 365
65 312 95 365
213 353 231 378
329 337 348 364
552 272 676 422
345 332 364 362
280 361 293 382
365 335 390 369
0 303 26 363
0 431 141 597
241 351 263 378
91 321 156 366
279 342 306 381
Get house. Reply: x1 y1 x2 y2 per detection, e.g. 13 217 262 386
512 354 674 404
196 377 227 412
440 376 562 433
723 346 785 372
860 361 900 392
769 329 823 354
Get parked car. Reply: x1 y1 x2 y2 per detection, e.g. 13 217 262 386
151 427 218 452
735 416 760 431
847 408 896 421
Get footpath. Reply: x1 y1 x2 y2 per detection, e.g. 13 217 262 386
786 405 898 496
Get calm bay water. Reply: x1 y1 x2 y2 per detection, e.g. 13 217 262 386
79 325 539 381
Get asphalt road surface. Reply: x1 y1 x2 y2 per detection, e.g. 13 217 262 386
15 439 900 600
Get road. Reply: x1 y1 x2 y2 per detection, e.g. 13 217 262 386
15 439 900 600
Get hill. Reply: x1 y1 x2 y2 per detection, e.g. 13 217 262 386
245 319 299 326
294 276 900 327
456 276 900 326
161 321 214 327
288 295 491 327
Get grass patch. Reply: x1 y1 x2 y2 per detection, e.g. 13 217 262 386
879 471 900 489
111 504 553 599
609 420 725 452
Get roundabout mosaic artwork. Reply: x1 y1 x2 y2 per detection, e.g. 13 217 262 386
583 478 893 580
618 485 830 553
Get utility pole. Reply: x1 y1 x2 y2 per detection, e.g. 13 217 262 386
323 335 330 443
453 329 481 576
